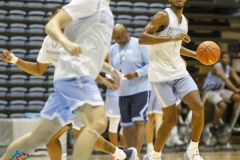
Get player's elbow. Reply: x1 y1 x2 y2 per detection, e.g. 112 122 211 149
138 33 147 45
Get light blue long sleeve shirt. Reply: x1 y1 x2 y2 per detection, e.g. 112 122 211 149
108 37 151 96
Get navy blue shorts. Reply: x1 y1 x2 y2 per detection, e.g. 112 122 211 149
119 91 149 127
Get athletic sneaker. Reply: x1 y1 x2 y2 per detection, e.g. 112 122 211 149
143 153 162 160
184 148 204 160
123 147 138 160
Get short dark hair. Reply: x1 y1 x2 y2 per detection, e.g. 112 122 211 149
51 6 62 16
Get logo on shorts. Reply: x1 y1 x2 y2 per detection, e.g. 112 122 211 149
9 150 30 160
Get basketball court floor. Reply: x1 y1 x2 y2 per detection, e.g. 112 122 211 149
29 151 240 160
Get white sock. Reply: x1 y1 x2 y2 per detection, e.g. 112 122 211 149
189 141 199 150
147 143 154 154
112 147 126 159
151 150 162 158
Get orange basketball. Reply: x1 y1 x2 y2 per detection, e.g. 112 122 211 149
196 41 221 65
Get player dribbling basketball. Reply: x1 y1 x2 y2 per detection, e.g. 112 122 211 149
139 0 205 160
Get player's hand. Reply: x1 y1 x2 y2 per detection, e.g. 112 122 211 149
1 50 18 63
235 88 240 93
124 71 138 80
62 40 82 57
105 79 118 90
109 68 122 88
172 33 190 43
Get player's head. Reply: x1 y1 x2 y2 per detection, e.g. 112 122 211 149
50 6 62 18
220 53 230 65
168 0 187 10
112 23 130 46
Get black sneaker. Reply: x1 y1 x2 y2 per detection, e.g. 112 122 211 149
123 147 138 160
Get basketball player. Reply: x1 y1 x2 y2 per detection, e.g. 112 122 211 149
204 53 240 136
139 0 205 159
111 23 151 155
0 1 138 160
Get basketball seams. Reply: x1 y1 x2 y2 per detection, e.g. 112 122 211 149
197 41 220 65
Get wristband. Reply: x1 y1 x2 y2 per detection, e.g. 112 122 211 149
10 53 19 64
169 36 172 42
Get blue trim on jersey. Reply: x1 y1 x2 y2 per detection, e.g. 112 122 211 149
78 0 100 20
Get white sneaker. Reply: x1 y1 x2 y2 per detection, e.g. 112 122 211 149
184 148 204 160
143 153 162 160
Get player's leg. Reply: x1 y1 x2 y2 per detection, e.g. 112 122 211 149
177 75 204 160
154 113 163 138
130 91 149 154
145 113 155 154
46 125 71 160
1 118 62 160
73 104 107 159
222 89 240 122
119 127 126 148
108 117 121 146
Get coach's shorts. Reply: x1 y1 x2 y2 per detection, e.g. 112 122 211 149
105 96 120 118
41 76 104 126
148 90 163 114
119 91 149 127
207 89 234 106
152 74 198 107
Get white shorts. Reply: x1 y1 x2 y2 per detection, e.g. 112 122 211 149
152 74 198 108
105 96 120 118
148 90 163 114
41 76 104 126
207 89 234 106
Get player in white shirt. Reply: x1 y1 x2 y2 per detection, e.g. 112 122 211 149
139 0 204 160
0 4 137 160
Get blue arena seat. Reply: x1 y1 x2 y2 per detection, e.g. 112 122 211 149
44 0 63 9
0 113 8 118
28 75 46 84
0 87 8 97
9 100 27 111
28 36 45 46
10 113 26 118
10 48 27 59
8 87 27 97
0 10 8 19
26 0 45 8
0 74 8 84
28 87 46 97
27 11 46 21
116 15 133 25
132 2 149 13
9 23 27 33
0 62 9 72
0 35 8 45
149 3 165 13
9 36 27 46
6 1 25 7
9 75 28 84
0 100 8 111
0 22 8 32
132 16 149 25
7 10 26 20
116 1 132 11
28 100 45 111
28 24 45 33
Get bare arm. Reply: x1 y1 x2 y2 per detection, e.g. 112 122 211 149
180 46 197 59
213 66 239 92
230 67 240 85
139 11 190 45
1 50 49 76
45 9 81 56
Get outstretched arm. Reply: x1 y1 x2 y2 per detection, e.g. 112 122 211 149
180 46 197 59
1 50 49 76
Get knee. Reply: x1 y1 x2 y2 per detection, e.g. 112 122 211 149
192 101 204 117
232 94 240 102
164 116 178 128
218 101 227 111
147 114 155 123
92 116 108 133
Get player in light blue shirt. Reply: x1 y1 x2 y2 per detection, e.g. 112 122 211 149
111 23 151 155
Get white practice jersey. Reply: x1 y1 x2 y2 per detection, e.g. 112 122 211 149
54 0 114 81
148 8 189 82
37 35 61 67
